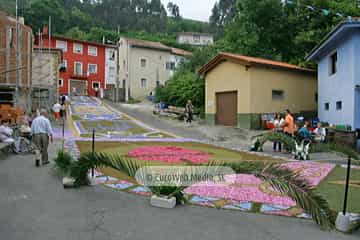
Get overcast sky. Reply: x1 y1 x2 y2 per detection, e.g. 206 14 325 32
161 0 217 22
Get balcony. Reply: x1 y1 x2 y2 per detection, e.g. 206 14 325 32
70 71 88 80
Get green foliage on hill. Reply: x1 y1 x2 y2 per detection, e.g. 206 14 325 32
0 0 211 41
156 0 360 112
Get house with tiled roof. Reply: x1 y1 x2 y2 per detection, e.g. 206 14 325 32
177 32 214 46
199 53 317 129
306 17 360 130
118 37 192 100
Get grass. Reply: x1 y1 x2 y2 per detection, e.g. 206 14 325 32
317 166 360 213
76 141 282 188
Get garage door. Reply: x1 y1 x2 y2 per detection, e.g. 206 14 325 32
69 80 88 96
216 91 237 126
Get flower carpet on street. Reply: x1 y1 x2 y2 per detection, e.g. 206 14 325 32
128 146 210 164
65 97 360 219
184 162 335 217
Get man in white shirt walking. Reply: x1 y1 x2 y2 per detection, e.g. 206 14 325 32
31 109 53 165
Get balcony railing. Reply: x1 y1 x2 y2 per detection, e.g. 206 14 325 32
70 71 88 80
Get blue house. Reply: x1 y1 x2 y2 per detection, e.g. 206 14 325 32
306 17 360 130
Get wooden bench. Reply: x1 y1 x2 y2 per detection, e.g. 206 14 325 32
165 106 186 115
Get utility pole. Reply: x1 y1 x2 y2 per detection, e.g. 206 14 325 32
15 0 19 106
116 41 120 102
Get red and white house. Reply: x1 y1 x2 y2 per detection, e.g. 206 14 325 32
35 27 113 97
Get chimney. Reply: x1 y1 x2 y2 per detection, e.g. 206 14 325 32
43 26 49 36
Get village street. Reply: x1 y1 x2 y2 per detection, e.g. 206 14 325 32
1 97 359 240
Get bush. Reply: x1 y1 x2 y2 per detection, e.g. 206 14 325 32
154 69 205 109
54 150 74 175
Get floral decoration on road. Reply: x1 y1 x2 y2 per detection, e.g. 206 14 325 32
128 146 210 164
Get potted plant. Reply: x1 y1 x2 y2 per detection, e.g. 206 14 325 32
149 186 187 209
53 150 76 188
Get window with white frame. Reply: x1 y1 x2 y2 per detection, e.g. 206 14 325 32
193 35 200 43
74 62 83 75
325 103 330 111
63 60 67 68
73 43 83 54
109 66 115 78
58 79 63 87
336 101 342 110
92 82 100 89
141 78 147 88
166 62 175 70
56 40 67 52
88 64 97 74
88 46 97 56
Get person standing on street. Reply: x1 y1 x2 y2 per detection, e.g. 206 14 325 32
185 100 194 126
53 102 61 122
281 109 295 152
31 109 53 165
272 113 284 152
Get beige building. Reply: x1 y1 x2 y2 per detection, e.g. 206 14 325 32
199 53 317 129
32 48 62 109
118 37 191 101
176 32 214 46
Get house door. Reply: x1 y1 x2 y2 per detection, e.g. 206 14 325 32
69 80 88 96
355 89 360 129
216 91 237 126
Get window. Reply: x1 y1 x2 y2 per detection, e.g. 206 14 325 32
92 82 100 89
109 66 115 78
109 50 115 60
63 60 67 68
58 79 63 87
8 27 14 47
56 40 67 52
166 62 175 70
329 52 337 75
140 58 147 68
123 60 126 68
74 62 83 75
88 46 97 56
336 101 342 110
88 64 97 74
141 78 147 88
315 92 318 102
156 81 160 87
272 90 284 100
325 103 330 111
73 43 83 54
193 35 200 43
122 79 126 88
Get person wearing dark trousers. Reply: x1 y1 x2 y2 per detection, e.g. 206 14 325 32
185 100 194 126
31 109 53 165
272 113 284 152
281 109 295 152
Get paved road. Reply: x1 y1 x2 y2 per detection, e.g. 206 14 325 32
0 143 359 240
104 100 210 140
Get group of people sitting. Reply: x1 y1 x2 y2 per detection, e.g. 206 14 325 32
0 108 53 160
271 109 327 152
